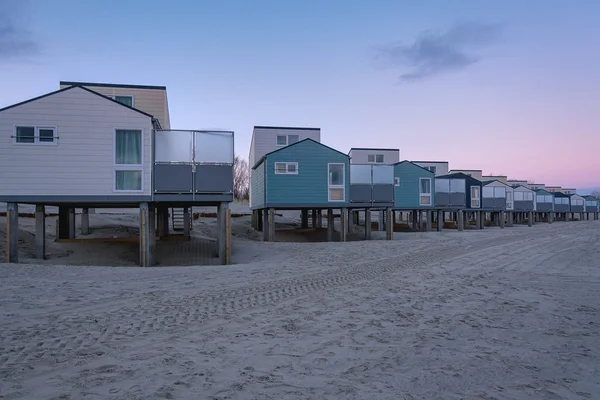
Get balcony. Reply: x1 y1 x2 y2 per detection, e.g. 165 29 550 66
153 130 234 203
349 164 394 207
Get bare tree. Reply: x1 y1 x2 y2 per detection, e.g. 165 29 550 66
592 190 600 198
233 155 249 201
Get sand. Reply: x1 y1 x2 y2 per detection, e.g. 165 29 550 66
0 209 599 399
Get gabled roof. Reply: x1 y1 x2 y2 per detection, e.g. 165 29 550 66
535 188 553 195
393 160 435 174
0 85 155 119
410 160 449 164
584 195 600 200
482 179 512 187
60 80 166 90
553 191 569 197
252 138 348 170
436 172 482 183
511 184 534 191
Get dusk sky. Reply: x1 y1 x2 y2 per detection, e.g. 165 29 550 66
1 0 599 190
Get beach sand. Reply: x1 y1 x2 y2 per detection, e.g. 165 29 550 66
0 208 598 399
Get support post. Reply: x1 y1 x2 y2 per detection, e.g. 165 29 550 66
139 203 154 267
317 210 323 228
365 209 371 240
311 209 317 228
348 209 354 234
341 208 348 242
549 211 553 224
499 211 505 228
35 205 46 259
475 211 481 229
269 208 276 242
411 211 417 232
301 210 309 229
457 210 464 231
6 203 19 263
327 209 334 241
262 209 270 241
218 203 230 265
437 210 443 232
386 208 393 240
81 208 90 235
528 211 533 227
379 210 385 231
68 207 76 239
183 207 191 236
424 210 431 232
508 211 514 227
479 211 484 229
257 209 263 231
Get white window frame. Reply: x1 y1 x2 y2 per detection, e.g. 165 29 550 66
13 125 58 146
328 163 345 202
394 177 400 187
113 128 144 193
419 177 432 206
274 162 298 175
110 94 135 107
506 190 513 209
367 154 384 164
470 185 481 208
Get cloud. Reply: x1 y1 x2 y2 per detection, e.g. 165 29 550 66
0 1 39 60
376 22 504 83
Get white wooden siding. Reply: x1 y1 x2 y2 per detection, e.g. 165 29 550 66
249 127 320 167
60 84 170 129
0 87 153 196
349 149 399 165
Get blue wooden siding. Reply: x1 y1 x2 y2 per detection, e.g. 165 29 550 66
250 161 265 209
393 162 435 208
265 140 350 206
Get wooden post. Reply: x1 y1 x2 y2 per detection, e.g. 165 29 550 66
528 211 533 227
6 202 19 263
139 203 154 267
58 206 70 239
183 207 190 236
327 209 334 241
35 205 46 259
364 209 371 240
262 209 269 241
311 209 317 228
225 208 232 264
81 208 90 235
340 208 348 242
457 210 464 231
479 211 484 229
499 211 505 228
68 207 76 239
301 210 309 229
425 210 432 232
269 208 276 242
386 208 393 240
437 210 443 231
317 210 323 228
257 209 263 231
348 209 354 234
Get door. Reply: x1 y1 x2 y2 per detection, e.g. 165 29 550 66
470 186 481 208
506 191 513 209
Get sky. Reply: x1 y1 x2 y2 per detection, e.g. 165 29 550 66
1 0 599 192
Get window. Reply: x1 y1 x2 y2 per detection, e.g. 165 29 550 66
506 191 513 208
274 162 298 174
470 186 481 208
328 163 345 201
114 95 134 107
495 187 506 198
114 129 143 191
276 135 287 146
450 179 465 193
514 192 524 201
394 177 400 186
367 154 384 163
420 178 432 205
435 179 450 193
14 126 57 145
483 186 494 198
276 134 299 146
428 166 437 174
523 192 533 201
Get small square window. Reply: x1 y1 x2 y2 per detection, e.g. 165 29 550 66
115 170 142 191
394 177 400 186
287 163 297 173
375 154 384 163
288 135 299 144
114 95 134 107
329 188 344 201
275 162 287 173
39 128 55 142
16 126 35 143
420 195 431 205
367 155 375 163
276 135 287 146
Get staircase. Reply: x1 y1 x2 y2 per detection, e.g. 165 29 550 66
170 207 192 232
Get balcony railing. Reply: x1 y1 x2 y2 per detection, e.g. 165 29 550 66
349 164 394 205
153 130 234 196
